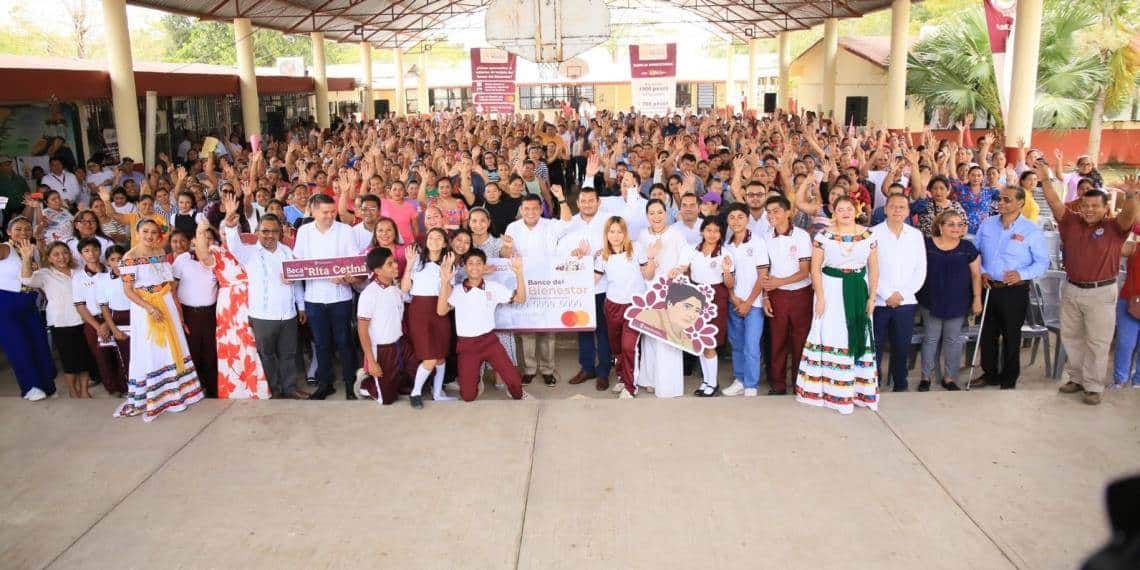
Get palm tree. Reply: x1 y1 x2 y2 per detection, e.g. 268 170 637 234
907 2 1108 136
1080 0 1140 160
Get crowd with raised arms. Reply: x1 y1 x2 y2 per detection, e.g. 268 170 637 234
0 106 1137 420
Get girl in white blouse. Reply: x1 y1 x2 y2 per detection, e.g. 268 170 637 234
688 217 734 397
19 240 93 398
594 216 646 397
99 245 132 394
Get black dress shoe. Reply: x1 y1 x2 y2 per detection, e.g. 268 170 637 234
543 374 556 387
522 374 535 385
917 381 931 392
892 385 908 393
345 390 357 400
410 395 423 409
941 381 961 391
999 384 1015 390
767 389 787 396
309 386 335 400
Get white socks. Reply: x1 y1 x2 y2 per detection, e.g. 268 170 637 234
431 363 456 401
412 365 432 397
699 355 718 394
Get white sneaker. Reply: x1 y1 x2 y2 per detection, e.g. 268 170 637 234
432 392 457 402
494 382 506 391
519 390 533 400
721 380 745 397
611 378 623 393
618 388 634 399
24 387 47 402
743 388 759 397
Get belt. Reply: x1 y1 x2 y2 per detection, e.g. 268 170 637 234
1067 278 1116 289
181 304 216 312
985 279 1027 289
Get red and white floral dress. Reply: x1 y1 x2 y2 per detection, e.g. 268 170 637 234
210 245 269 399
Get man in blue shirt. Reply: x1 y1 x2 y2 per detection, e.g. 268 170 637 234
972 185 1049 389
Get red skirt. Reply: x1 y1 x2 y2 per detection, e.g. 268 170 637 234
408 295 452 360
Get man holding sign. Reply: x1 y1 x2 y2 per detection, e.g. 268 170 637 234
292 194 361 400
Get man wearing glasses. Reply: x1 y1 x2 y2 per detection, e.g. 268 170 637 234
222 210 310 399
1037 163 1139 405
973 185 1049 390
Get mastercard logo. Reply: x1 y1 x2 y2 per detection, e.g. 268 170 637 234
560 310 591 327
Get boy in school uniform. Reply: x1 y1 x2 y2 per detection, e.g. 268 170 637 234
356 247 408 405
437 248 529 402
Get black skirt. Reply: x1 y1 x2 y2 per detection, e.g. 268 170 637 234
51 324 93 374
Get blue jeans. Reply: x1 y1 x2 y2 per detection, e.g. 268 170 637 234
577 293 613 378
873 304 917 390
727 306 764 388
1113 299 1140 385
305 300 357 392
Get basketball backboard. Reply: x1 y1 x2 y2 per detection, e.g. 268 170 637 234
484 0 611 63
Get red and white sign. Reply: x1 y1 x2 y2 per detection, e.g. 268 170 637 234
629 44 677 117
983 0 1018 121
471 48 517 114
282 256 368 281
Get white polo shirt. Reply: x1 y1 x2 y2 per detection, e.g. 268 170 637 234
171 252 219 307
594 246 646 304
97 274 131 312
357 281 406 349
448 279 513 337
292 220 358 304
562 211 610 293
723 232 770 308
224 225 304 320
763 225 813 291
872 221 927 306
72 268 108 315
351 222 375 254
689 248 730 286
505 217 574 260
408 260 443 296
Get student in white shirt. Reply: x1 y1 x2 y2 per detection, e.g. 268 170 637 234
356 247 408 405
98 245 132 396
72 238 122 396
594 216 645 397
505 188 572 386
223 212 308 400
399 227 457 403
871 193 928 392
171 230 220 398
760 195 813 395
437 248 529 402
18 240 93 398
688 217 735 397
720 202 770 397
292 193 361 400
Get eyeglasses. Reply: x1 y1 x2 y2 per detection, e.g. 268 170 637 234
997 196 1018 203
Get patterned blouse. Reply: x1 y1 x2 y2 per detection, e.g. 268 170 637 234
955 185 998 235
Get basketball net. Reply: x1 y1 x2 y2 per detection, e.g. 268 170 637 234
537 62 561 82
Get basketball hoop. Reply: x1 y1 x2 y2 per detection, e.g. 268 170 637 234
537 62 561 82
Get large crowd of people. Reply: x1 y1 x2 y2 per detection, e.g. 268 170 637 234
0 106 1136 421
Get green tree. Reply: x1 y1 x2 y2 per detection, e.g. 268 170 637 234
907 1 1107 133
1079 0 1140 158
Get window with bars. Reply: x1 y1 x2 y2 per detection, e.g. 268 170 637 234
518 84 594 110
429 87 470 111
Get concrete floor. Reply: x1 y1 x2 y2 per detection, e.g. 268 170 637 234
1 345 1137 569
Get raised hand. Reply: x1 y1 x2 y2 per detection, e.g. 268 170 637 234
550 184 565 202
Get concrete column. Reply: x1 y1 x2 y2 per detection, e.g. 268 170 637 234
417 49 429 114
311 32 330 129
885 0 910 130
1004 0 1044 162
144 91 157 170
747 38 758 112
394 47 406 116
724 39 734 113
777 31 791 110
234 18 260 139
822 18 838 117
100 0 142 163
360 41 374 120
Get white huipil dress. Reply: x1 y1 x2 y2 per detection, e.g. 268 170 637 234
795 229 880 414
634 226 693 398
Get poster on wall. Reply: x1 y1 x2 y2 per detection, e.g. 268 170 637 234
471 48 518 114
485 256 596 333
629 43 677 117
0 103 81 172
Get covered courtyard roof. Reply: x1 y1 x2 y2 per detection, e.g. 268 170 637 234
130 0 900 50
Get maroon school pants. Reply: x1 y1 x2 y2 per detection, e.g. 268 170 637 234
363 342 403 404
82 318 126 395
766 286 813 392
182 304 218 398
603 299 638 395
457 332 523 402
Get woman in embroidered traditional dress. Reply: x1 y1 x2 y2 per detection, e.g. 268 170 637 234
114 219 203 421
194 210 269 399
796 196 880 415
